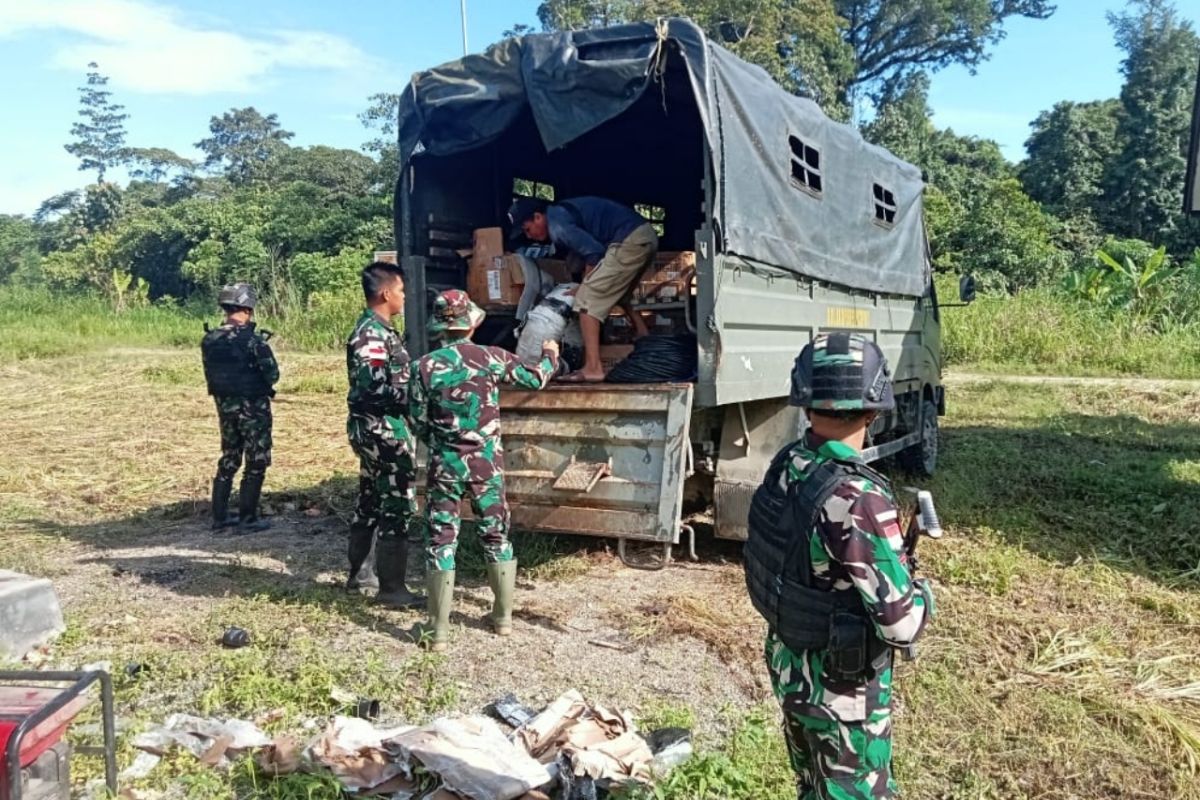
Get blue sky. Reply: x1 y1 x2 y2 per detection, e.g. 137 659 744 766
0 0 1196 215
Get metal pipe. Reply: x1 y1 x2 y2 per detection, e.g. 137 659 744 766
99 672 117 793
680 523 698 561
460 0 468 55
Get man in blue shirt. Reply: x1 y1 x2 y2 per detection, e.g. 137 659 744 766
508 196 658 382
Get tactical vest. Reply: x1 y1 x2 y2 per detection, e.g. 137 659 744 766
201 324 272 399
744 441 892 677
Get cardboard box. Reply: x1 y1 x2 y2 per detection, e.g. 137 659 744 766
472 228 505 263
467 225 579 309
634 251 696 304
599 344 634 372
466 228 510 307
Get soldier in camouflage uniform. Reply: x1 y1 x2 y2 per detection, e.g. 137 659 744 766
744 333 935 800
344 261 423 608
201 283 279 534
409 290 559 651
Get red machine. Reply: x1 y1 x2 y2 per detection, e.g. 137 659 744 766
0 672 117 800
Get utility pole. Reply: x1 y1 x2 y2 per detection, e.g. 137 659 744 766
460 0 468 55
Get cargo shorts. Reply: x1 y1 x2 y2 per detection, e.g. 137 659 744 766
573 223 658 322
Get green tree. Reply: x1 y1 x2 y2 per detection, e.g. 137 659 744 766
64 62 129 182
273 146 378 198
359 93 402 188
532 0 1054 110
927 177 1067 292
882 117 1066 293
195 107 294 186
861 71 933 165
31 184 125 253
0 215 41 283
536 0 635 29
1102 0 1200 248
532 0 854 115
1020 100 1120 222
838 0 1054 99
126 147 196 183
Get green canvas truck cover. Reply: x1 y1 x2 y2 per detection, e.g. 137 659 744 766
395 17 929 298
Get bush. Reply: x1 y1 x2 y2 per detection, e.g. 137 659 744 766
1063 238 1200 331
940 273 1200 377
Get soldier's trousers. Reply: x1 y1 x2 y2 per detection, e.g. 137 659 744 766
424 462 512 571
766 640 897 799
215 397 272 481
349 431 416 541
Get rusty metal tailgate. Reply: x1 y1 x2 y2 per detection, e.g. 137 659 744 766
497 383 694 543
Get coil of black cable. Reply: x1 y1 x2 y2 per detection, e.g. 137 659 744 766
606 334 698 383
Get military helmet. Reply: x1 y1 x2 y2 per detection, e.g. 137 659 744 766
217 283 257 310
789 332 895 411
428 289 486 333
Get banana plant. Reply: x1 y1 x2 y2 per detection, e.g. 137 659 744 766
1094 245 1169 313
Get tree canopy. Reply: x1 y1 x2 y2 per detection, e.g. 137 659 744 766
64 63 129 182
8 1 1200 317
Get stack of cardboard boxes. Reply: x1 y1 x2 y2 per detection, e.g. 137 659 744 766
631 251 696 305
465 228 571 309
463 227 695 373
464 227 696 313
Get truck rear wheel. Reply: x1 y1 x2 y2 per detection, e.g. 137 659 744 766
900 398 938 477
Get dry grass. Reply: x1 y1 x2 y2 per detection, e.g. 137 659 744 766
630 573 762 669
4 348 1200 798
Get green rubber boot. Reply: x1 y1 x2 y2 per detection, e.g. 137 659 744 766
415 569 455 652
486 560 517 636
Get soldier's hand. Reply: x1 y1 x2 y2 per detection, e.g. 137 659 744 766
542 340 561 359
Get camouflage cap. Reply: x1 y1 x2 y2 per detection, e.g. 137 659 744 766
429 289 486 333
789 332 895 411
217 283 257 310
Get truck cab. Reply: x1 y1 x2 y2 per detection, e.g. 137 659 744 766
396 18 945 564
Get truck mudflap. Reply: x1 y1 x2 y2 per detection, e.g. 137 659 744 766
497 382 694 565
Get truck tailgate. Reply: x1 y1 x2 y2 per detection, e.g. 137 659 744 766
496 383 694 543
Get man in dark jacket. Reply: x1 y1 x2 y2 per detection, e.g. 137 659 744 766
508 196 657 382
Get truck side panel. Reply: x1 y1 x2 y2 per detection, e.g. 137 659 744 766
702 255 934 408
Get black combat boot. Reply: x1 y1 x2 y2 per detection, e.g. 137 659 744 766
236 471 271 533
210 477 238 530
376 536 424 609
346 524 379 592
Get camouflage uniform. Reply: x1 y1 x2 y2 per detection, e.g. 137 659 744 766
765 434 931 800
345 309 417 544
203 324 279 482
409 339 557 571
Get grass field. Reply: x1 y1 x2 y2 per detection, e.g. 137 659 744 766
2 340 1199 797
940 284 1200 378
6 283 1200 379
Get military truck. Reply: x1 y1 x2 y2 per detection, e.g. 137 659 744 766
394 18 967 566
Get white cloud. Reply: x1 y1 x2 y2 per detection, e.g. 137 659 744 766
0 0 369 94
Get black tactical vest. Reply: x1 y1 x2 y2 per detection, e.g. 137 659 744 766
744 440 892 673
201 324 272 399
